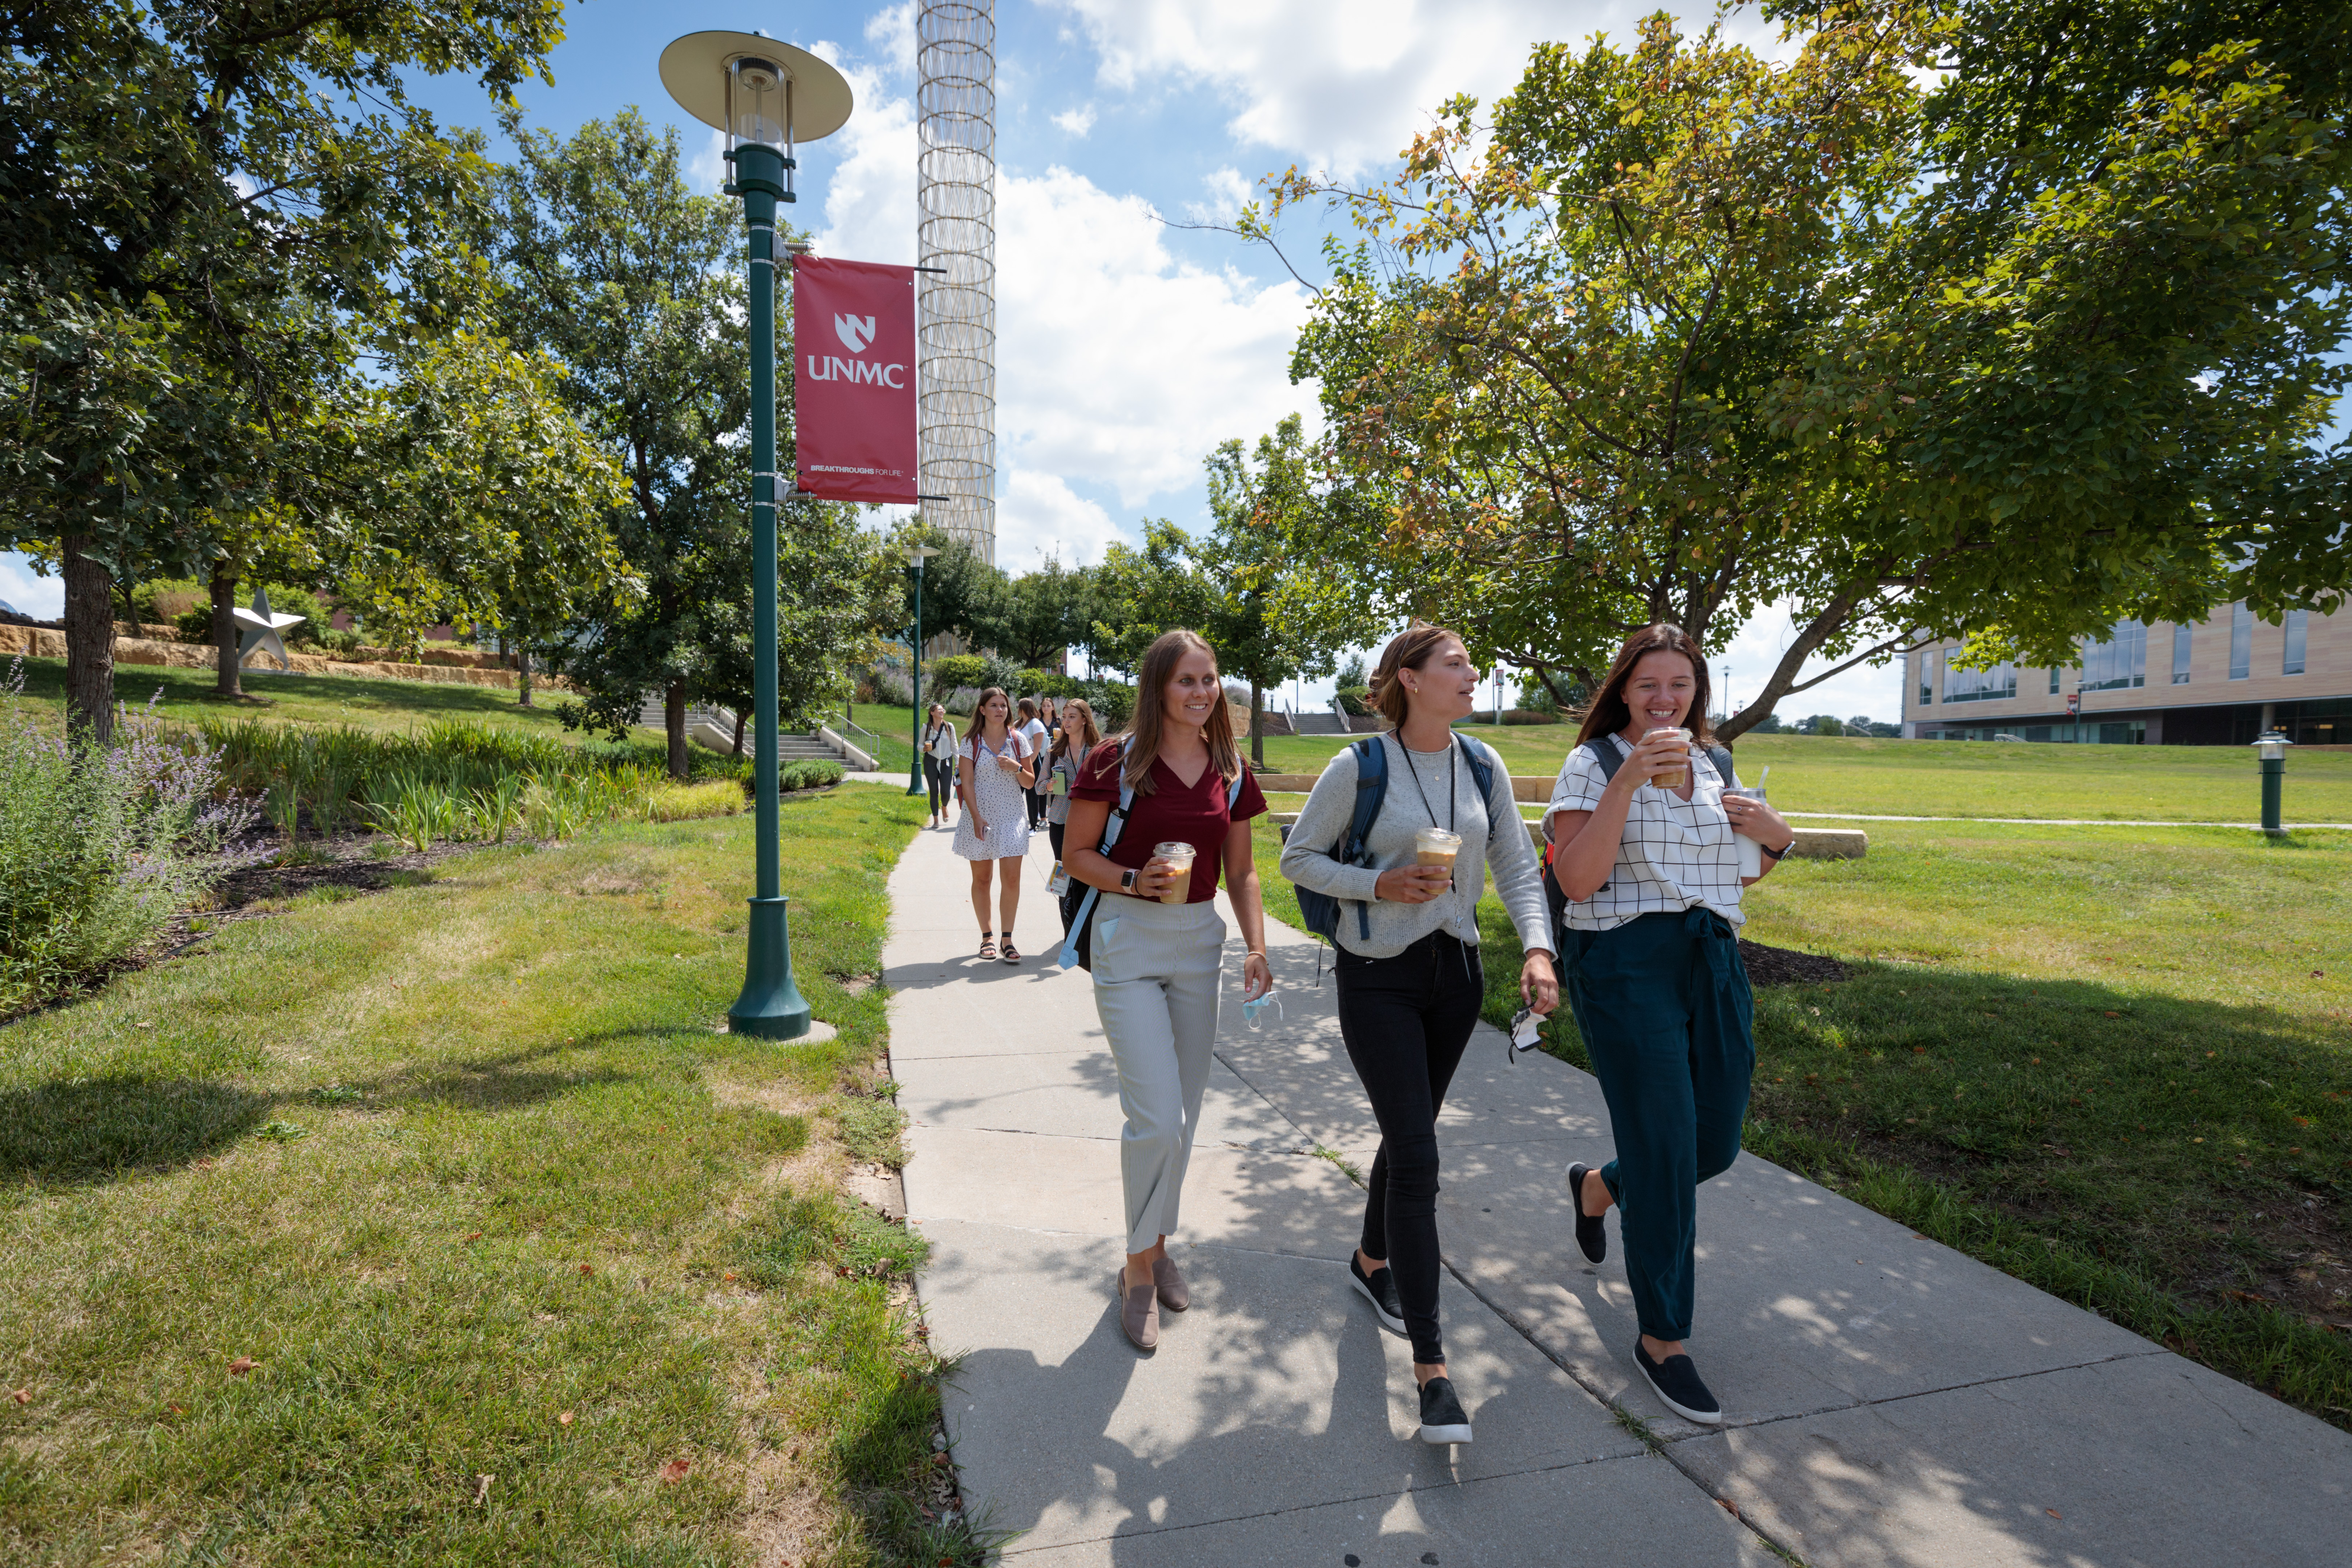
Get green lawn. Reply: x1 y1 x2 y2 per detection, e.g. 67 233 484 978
1253 812 2352 1430
11 655 666 748
0 789 985 1564
1250 726 2352 824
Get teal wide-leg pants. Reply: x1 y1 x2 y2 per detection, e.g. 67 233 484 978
1564 908 1755 1342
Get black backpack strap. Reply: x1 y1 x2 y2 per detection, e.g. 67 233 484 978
1343 736 1388 940
1456 733 1497 805
1703 744 1735 788
1581 737 1622 783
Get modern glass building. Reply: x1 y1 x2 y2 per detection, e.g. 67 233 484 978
1902 604 2347 746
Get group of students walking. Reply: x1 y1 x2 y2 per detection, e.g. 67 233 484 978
937 620 1796 1443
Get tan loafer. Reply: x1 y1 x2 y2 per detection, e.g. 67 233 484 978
1151 1254 1189 1312
1117 1269 1159 1350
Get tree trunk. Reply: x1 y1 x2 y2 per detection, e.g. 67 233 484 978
731 709 747 757
1249 682 1265 767
664 681 689 780
210 559 243 699
60 534 115 744
516 643 534 708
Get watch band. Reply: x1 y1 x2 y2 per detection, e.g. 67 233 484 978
1760 837 1794 862
1119 867 1139 893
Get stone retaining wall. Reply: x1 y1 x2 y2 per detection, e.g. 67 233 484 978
0 626 557 692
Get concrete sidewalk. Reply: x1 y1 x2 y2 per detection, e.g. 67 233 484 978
881 825 2351 1565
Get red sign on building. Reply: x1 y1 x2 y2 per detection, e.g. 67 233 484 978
792 257 917 503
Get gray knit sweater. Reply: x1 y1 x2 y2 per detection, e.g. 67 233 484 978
1278 732 1553 959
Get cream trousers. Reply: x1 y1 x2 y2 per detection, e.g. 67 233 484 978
1089 894 1226 1254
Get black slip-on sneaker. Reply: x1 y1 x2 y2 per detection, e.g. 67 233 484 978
1566 1161 1607 1264
1416 1376 1473 1444
1349 1254 1406 1336
1634 1340 1723 1425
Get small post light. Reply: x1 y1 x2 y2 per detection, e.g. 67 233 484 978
2253 728 2291 835
905 545 940 798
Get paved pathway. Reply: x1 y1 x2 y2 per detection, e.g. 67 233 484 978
881 825 2351 1566
1779 812 2352 830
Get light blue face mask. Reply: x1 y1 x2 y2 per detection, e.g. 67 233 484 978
1239 992 1283 1032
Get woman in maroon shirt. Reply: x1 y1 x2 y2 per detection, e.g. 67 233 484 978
1064 629 1274 1351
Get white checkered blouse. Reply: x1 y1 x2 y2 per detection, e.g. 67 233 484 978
1541 733 1747 932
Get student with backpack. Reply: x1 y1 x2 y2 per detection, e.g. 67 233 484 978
1277 626 1558 1446
1542 623 1793 1428
1059 630 1273 1352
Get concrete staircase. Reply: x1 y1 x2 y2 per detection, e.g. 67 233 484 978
634 696 873 769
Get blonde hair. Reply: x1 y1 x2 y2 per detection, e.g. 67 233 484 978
1121 629 1240 795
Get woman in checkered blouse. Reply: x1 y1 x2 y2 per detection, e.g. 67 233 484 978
1541 624 1794 1427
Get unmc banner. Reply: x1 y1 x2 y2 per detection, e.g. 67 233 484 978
792 256 917 503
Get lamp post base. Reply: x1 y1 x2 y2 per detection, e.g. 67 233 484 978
727 896 814 1039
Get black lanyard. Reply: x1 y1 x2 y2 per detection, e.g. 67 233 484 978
1396 734 1457 832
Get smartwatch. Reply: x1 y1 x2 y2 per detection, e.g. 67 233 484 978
1119 867 1139 893
1760 837 1795 862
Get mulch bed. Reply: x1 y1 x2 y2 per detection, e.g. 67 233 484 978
1738 939 1849 987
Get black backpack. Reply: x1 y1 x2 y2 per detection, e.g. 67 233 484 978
1539 738 1735 941
1294 733 1498 945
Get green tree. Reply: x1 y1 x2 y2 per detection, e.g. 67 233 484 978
1204 414 1347 763
0 0 564 738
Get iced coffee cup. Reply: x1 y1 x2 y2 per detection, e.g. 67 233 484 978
1725 787 1766 877
1414 827 1463 870
1152 841 1197 904
1648 727 1691 790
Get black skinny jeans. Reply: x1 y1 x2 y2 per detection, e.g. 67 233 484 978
923 755 954 816
1335 930 1484 1364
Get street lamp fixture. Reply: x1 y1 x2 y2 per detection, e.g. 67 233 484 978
905 545 941 797
2253 729 2292 835
660 29 853 1040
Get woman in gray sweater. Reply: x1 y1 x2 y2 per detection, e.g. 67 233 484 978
1279 625 1559 1445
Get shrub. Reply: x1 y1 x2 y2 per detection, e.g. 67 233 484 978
167 582 333 648
925 654 987 703
867 667 914 707
646 780 747 821
1082 679 1135 727
780 758 845 792
0 663 256 1015
1335 685 1372 716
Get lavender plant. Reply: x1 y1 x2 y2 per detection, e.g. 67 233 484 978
0 661 259 1016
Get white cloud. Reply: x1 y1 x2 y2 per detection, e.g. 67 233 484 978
865 2 918 77
998 165 1314 505
0 551 61 619
1051 103 1097 137
1187 165 1253 223
687 127 727 195
1042 0 1781 174
810 63 919 263
997 470 1129 567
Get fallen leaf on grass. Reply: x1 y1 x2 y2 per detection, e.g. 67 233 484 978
578 1264 592 1276
194 1157 215 1169
659 1459 692 1484
473 1473 494 1506
463 1231 482 1242
9 1388 28 1404
227 1358 256 1376
558 1410 574 1426
2103 1010 2120 1018
2226 1289 2270 1304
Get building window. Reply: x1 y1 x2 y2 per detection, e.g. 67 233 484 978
2284 609 2308 676
1918 648 1939 706
2079 619 2146 691
2172 623 2191 684
2049 665 2061 695
1943 659 2018 703
2230 602 2251 679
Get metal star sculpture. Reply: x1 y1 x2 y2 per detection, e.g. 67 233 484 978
232 586 306 671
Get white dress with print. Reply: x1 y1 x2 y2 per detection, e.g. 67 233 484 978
953 735 1034 861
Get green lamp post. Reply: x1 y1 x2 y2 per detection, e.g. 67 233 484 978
660 30 852 1040
904 545 940 797
2254 729 2292 836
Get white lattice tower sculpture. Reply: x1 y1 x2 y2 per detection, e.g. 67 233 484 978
917 0 997 564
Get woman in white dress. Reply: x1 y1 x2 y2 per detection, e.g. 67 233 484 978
954 686 1035 962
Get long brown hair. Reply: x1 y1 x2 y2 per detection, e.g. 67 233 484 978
968 686 1014 757
1370 623 1466 726
1121 629 1241 794
1054 698 1102 759
1574 624 1715 749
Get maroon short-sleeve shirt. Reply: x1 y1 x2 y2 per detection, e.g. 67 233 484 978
1070 740 1269 903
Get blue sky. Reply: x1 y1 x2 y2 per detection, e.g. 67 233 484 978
20 0 2156 723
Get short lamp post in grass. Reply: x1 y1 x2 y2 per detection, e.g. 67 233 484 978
904 545 940 797
660 29 852 1041
2254 729 2293 835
